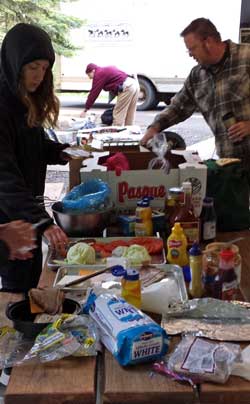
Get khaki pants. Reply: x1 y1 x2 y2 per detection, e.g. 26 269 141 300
113 77 139 126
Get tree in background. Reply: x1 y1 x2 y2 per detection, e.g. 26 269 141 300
0 0 85 56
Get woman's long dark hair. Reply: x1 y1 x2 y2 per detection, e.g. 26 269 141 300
18 68 59 128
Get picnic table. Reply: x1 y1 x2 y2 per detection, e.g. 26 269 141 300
1 230 250 404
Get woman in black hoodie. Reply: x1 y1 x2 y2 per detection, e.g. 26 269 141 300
0 23 70 292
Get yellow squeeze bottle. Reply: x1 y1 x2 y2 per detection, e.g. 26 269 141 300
189 242 203 298
167 222 189 267
135 197 153 237
121 269 141 308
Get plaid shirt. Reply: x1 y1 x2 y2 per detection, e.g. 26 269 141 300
152 40 250 164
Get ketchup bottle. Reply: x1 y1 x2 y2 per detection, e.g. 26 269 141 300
174 181 200 247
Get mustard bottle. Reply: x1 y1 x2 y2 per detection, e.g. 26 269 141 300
167 222 189 267
135 197 153 236
189 242 203 298
121 269 141 309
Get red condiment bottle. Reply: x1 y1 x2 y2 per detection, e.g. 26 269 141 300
218 248 238 301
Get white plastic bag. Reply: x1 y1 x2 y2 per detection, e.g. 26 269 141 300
141 278 181 314
148 132 170 174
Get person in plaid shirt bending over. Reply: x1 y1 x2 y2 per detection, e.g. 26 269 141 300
141 18 250 169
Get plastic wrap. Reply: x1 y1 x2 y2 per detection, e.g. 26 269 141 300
147 132 170 174
0 327 33 369
167 298 250 322
162 298 250 341
167 335 241 383
20 314 99 364
162 318 250 341
232 344 250 380
62 179 111 212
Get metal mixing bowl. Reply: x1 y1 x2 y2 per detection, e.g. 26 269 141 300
52 201 113 237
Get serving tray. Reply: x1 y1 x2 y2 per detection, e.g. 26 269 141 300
53 263 187 307
53 265 110 292
47 236 166 270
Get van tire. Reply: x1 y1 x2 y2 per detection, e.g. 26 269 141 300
137 78 158 111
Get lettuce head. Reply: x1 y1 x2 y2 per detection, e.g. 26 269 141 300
66 242 96 265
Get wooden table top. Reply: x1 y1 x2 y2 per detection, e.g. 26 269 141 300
5 357 96 404
102 230 250 404
3 262 97 404
103 346 194 404
2 229 250 404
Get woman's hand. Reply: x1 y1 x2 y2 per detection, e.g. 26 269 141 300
44 224 69 256
0 220 36 260
228 121 250 142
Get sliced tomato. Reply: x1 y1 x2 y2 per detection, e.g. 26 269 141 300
145 240 163 255
102 240 130 253
129 237 163 255
92 242 107 253
100 250 111 258
92 240 130 255
92 238 162 256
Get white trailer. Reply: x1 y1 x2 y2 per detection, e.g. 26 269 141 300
58 0 242 110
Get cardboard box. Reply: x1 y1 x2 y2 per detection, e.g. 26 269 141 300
80 150 207 214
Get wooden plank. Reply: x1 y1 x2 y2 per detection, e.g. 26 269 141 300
200 375 250 404
103 348 193 404
4 263 97 404
103 230 250 404
5 357 96 404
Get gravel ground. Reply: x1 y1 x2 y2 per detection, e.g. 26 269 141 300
46 170 69 184
45 171 69 197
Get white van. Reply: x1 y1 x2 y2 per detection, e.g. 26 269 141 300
58 0 242 110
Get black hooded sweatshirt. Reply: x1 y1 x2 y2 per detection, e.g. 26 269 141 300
0 23 68 292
